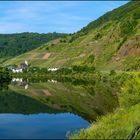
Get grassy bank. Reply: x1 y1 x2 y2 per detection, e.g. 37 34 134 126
70 73 140 139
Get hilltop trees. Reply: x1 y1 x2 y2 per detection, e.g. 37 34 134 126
0 32 67 58
0 67 11 87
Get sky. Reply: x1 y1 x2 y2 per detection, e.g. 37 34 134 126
0 1 128 34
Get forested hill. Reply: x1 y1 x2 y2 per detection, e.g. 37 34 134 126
0 32 67 58
3 1 140 71
70 1 140 41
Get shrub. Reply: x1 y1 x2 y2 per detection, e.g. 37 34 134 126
120 18 137 36
110 70 116 76
86 55 95 64
119 77 140 108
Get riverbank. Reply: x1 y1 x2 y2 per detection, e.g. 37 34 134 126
1 67 140 139
70 73 140 139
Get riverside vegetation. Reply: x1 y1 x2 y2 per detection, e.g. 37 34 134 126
0 67 140 139
70 72 140 139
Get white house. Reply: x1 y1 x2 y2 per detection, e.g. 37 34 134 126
48 79 57 83
48 68 59 72
12 78 23 82
10 60 29 73
12 68 23 73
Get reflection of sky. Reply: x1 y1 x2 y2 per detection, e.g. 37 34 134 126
0 113 89 139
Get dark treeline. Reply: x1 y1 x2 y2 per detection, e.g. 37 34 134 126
27 76 95 86
0 67 11 79
0 67 11 90
27 65 96 75
0 32 67 58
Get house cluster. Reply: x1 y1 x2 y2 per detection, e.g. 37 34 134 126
12 78 28 89
48 79 57 83
48 68 59 72
7 60 60 73
7 60 29 73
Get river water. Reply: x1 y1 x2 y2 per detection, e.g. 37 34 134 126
0 77 118 139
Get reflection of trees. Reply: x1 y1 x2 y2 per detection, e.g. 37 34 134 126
25 76 119 122
11 78 28 89
0 68 11 91
0 81 10 91
0 91 64 114
1 74 120 122
0 78 11 91
28 76 95 86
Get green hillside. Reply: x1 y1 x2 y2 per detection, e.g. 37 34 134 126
0 32 66 62
3 1 140 71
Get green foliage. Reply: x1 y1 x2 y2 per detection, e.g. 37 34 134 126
72 65 95 73
86 55 95 64
70 103 140 139
0 67 11 91
0 32 67 58
133 8 140 19
26 65 96 76
70 73 140 139
3 72 119 123
94 33 102 40
110 70 116 76
119 77 140 108
120 18 137 36
0 90 60 114
79 1 140 35
117 36 127 50
0 67 11 79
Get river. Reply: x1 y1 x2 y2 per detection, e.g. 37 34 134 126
0 77 118 139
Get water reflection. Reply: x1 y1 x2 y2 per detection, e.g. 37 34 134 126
0 77 118 122
11 78 29 89
11 78 59 89
0 76 118 138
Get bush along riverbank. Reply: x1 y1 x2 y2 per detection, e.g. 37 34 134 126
0 67 11 81
10 65 97 79
70 72 140 139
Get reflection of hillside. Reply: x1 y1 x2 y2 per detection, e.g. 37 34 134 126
0 90 62 114
11 78 28 89
0 78 11 91
9 79 118 122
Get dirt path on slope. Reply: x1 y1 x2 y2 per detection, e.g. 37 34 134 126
43 53 51 59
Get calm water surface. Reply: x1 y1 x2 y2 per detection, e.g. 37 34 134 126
0 77 118 139
0 113 89 139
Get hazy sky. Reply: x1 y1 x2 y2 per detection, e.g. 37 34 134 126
0 1 128 34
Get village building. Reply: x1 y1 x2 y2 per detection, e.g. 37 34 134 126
20 60 28 70
7 60 29 73
48 67 59 72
